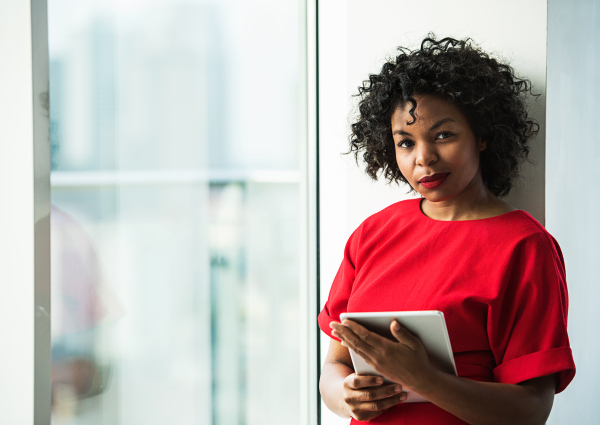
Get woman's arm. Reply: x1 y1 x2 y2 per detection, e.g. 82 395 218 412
330 320 556 425
419 368 555 425
320 339 407 422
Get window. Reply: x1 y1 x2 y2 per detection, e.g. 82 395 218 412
47 1 312 423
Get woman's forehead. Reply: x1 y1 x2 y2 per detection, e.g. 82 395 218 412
392 96 466 129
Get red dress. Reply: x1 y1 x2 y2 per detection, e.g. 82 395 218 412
318 198 575 424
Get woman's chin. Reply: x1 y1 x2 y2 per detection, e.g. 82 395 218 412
417 190 455 203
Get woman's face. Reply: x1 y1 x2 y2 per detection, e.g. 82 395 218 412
391 95 487 203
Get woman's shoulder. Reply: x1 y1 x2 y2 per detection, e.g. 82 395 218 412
344 198 421 247
350 198 419 235
361 197 421 225
490 210 565 271
342 198 414 234
494 209 556 243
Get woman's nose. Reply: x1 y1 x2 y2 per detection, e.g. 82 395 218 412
415 142 438 166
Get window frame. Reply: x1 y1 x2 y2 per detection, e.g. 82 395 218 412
0 0 51 423
0 0 321 424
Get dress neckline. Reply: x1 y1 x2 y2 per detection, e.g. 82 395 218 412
416 197 524 223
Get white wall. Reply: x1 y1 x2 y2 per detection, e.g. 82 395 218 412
318 1 547 423
545 0 600 423
0 2 36 422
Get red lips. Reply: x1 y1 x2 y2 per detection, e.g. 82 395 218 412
419 173 450 189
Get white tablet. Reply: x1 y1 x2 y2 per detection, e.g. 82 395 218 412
339 310 456 403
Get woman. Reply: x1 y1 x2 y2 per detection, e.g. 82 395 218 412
318 37 575 425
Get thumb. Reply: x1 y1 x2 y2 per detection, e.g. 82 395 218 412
390 320 418 348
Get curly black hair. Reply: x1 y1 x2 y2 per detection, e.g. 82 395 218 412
349 35 539 197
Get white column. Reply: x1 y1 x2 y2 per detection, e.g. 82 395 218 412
0 0 51 423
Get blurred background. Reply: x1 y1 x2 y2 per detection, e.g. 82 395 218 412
47 0 305 423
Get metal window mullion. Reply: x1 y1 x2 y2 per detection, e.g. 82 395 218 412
0 0 51 424
299 0 319 424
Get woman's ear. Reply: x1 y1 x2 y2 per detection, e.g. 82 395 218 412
478 138 487 152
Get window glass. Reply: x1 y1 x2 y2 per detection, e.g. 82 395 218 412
546 0 600 422
48 1 304 424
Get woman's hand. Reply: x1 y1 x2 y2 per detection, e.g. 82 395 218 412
330 320 434 393
326 319 557 425
340 374 406 422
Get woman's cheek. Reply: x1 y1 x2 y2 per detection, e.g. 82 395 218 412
396 157 412 181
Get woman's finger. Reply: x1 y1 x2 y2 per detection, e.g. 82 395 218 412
342 320 392 348
330 321 374 349
357 392 407 412
333 325 375 362
350 383 404 402
390 320 420 349
345 374 384 390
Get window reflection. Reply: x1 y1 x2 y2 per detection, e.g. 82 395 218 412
51 205 120 414
49 0 304 423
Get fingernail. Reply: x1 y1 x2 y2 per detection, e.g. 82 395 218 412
393 321 400 331
394 385 401 393
376 378 383 384
400 392 407 401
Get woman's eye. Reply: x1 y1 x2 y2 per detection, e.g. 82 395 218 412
436 132 453 140
397 140 414 149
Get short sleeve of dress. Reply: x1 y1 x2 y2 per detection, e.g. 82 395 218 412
489 230 576 393
318 225 363 341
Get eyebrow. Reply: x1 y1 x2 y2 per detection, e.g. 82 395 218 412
429 117 456 131
392 117 456 136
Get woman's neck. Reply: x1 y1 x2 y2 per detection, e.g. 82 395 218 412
420 180 514 221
